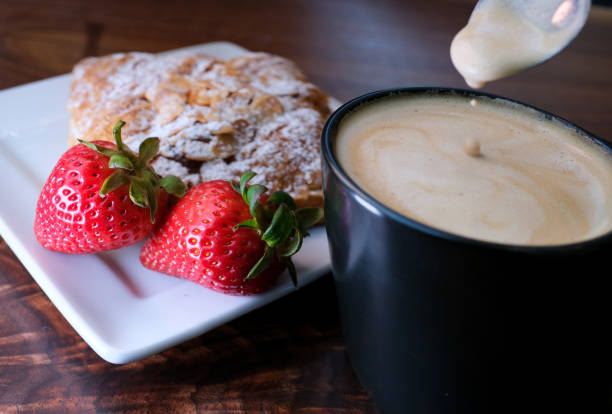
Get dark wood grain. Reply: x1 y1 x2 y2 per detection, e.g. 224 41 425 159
0 0 611 412
0 237 374 414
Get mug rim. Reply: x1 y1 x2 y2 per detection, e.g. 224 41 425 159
321 87 612 253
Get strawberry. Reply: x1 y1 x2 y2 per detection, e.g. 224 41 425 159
34 121 186 254
139 172 323 295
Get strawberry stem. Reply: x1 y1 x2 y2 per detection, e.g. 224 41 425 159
113 120 126 150
230 172 323 286
78 120 187 223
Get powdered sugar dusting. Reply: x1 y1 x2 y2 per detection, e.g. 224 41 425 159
68 51 330 207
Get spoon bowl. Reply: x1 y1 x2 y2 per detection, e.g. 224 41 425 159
451 0 591 88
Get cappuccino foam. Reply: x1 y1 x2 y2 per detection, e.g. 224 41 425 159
335 94 612 246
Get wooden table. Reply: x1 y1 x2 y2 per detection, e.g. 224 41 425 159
1 1 611 412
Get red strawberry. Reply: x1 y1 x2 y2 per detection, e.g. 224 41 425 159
139 172 323 295
34 121 186 254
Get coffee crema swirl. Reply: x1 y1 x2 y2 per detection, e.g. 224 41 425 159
335 95 612 246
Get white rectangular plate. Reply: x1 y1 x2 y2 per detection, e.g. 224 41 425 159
0 42 333 364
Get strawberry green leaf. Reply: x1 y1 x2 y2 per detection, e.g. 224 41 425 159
251 203 266 229
262 203 294 247
285 257 297 287
245 246 274 280
239 171 257 199
234 218 260 232
144 181 158 223
109 153 135 170
129 179 148 208
100 170 129 196
295 208 324 230
246 184 266 207
267 191 296 210
230 181 241 194
138 137 160 164
141 169 158 183
160 175 187 197
279 228 303 257
78 140 118 157
246 184 267 217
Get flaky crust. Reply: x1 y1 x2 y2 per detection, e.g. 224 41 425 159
68 51 330 208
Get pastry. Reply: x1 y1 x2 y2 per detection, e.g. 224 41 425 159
67 51 331 208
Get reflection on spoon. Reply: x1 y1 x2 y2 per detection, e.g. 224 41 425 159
450 0 590 88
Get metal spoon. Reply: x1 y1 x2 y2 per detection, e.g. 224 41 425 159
451 0 591 88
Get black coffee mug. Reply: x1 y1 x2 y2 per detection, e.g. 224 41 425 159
321 88 612 413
